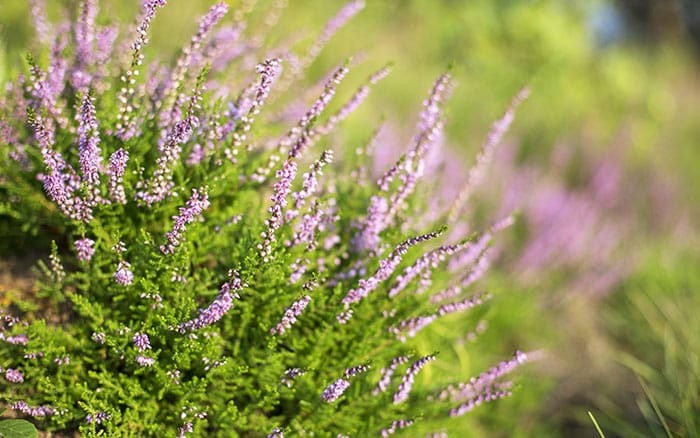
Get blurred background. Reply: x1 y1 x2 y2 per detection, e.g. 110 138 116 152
2 0 700 436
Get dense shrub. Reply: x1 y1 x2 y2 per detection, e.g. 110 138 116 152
0 1 531 436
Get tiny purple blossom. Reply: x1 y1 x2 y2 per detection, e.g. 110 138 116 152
75 237 96 261
53 356 70 366
136 355 155 367
86 411 111 425
167 369 181 385
133 332 151 352
281 368 307 388
268 428 284 438
92 331 106 344
5 368 24 383
114 260 134 285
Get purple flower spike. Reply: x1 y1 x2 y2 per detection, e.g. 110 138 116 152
108 148 129 204
72 0 98 90
321 377 350 402
270 295 311 336
75 237 96 261
344 363 371 378
393 354 437 404
448 88 529 223
380 419 414 437
373 355 411 395
77 93 104 207
162 2 228 122
304 1 365 66
160 187 210 254
177 277 243 332
10 401 57 417
115 0 167 140
341 229 444 313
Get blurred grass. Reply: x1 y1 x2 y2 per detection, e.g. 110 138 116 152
3 0 700 436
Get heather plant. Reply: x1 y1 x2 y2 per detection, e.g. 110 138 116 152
0 1 533 436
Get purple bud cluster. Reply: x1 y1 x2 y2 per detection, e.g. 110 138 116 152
75 237 96 261
321 377 350 403
270 295 311 335
53 356 70 366
136 355 155 367
133 332 151 352
92 331 106 344
85 411 111 425
160 187 210 254
114 261 134 285
108 149 129 204
5 368 24 383
176 277 243 333
380 419 414 437
281 368 307 388
393 354 436 404
373 355 411 395
10 401 58 417
344 363 371 378
341 229 444 314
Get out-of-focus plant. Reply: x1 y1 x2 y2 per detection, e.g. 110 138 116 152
0 1 536 436
589 247 700 438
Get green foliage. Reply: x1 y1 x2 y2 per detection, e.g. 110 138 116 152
596 248 700 437
0 1 532 436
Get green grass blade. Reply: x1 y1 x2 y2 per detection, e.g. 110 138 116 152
637 374 673 438
588 411 607 438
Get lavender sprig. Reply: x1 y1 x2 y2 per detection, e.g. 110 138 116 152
340 229 444 311
77 93 104 206
270 295 311 335
393 354 437 404
176 277 243 333
448 87 529 223
160 187 210 254
115 0 168 140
